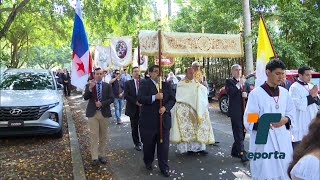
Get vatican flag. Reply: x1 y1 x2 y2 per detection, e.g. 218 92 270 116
255 16 276 88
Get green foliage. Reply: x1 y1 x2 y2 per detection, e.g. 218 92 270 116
1 0 319 72
23 45 71 69
275 0 320 70
171 0 320 71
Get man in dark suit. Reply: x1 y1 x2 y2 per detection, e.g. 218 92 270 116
83 68 114 166
124 66 142 151
225 64 249 162
138 65 176 177
62 69 71 96
280 72 292 90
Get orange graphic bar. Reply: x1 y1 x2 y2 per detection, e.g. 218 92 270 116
247 113 259 123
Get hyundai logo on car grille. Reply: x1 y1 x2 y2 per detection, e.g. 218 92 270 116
10 109 23 116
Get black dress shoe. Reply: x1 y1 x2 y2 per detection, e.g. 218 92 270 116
135 145 142 151
145 164 153 170
99 157 107 164
92 159 99 166
241 154 249 162
187 151 195 155
161 170 170 177
198 150 208 155
231 152 241 158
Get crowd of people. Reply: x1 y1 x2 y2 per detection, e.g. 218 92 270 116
80 59 319 179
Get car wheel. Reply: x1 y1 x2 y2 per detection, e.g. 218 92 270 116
219 96 229 114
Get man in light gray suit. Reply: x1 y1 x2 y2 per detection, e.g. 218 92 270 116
83 68 114 166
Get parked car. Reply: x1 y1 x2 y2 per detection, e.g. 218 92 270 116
175 74 185 81
0 69 64 138
207 82 216 100
218 70 320 114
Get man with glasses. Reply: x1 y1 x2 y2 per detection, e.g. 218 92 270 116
124 67 142 151
138 65 176 177
110 69 125 124
83 68 114 166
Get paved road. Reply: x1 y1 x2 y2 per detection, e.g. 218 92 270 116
74 94 251 180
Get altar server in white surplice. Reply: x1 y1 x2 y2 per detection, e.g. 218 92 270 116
244 59 296 180
289 65 319 149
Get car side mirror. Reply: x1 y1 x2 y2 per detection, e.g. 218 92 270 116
57 83 63 90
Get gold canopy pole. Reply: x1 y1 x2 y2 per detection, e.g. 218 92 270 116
158 18 163 143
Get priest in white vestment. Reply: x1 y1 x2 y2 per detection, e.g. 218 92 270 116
170 68 215 154
244 59 296 180
289 65 319 148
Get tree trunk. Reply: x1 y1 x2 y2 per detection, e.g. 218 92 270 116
0 0 30 39
168 0 172 19
242 0 254 74
11 43 19 68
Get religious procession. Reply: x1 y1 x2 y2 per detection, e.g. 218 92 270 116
1 0 320 180
77 9 320 180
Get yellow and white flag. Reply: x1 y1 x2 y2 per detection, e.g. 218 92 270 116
255 17 275 88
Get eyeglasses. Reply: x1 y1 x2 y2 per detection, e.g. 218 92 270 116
116 73 120 75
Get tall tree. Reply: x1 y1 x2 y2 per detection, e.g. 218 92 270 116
242 0 254 74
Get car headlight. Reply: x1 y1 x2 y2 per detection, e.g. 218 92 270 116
49 112 58 122
49 102 59 108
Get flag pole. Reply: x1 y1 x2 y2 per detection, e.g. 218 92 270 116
137 20 141 79
240 24 246 134
158 17 163 144
259 13 277 58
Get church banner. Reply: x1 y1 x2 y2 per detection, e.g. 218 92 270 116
133 48 148 71
161 31 243 58
110 36 133 67
138 30 243 58
94 46 111 70
138 30 159 56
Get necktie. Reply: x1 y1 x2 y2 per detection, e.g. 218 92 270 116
136 79 139 95
97 82 102 110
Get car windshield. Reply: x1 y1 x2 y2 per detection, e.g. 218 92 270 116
310 77 320 87
0 71 54 90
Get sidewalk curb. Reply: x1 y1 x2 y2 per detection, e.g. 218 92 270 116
64 99 86 180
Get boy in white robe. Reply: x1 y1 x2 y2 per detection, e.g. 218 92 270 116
244 59 296 180
289 65 319 148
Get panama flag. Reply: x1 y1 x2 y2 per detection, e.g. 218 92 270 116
71 0 92 90
255 16 276 88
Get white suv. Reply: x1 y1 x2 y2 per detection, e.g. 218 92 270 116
0 69 63 138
